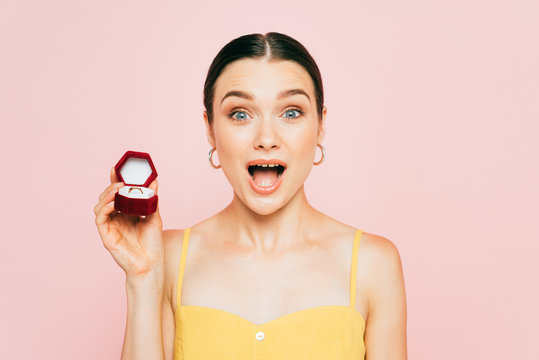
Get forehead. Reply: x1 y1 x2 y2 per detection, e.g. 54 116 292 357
214 58 315 104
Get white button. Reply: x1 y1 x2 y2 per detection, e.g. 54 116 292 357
255 331 265 341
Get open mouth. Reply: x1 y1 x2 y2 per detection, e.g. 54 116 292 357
247 164 286 187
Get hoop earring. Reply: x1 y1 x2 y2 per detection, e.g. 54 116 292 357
314 144 325 165
208 147 221 169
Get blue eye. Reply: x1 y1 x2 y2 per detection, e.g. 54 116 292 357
284 109 302 118
228 109 251 122
227 107 303 122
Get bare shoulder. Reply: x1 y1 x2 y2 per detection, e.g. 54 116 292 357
359 232 408 356
360 232 403 267
358 232 405 302
162 229 186 311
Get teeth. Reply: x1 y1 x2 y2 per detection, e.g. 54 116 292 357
254 163 279 167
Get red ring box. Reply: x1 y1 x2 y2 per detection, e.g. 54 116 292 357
113 150 158 216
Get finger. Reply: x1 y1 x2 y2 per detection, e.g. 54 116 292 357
143 180 161 225
148 179 158 194
99 181 124 202
95 182 124 215
95 200 116 226
110 166 120 184
98 181 124 204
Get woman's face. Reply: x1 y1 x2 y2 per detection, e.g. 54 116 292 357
204 58 326 215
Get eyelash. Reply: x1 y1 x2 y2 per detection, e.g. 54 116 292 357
227 107 303 123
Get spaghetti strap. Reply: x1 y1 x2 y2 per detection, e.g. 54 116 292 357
176 227 191 310
349 228 363 309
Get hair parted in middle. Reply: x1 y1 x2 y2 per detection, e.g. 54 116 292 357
202 32 325 125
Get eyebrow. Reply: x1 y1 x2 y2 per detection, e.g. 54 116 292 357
220 88 311 105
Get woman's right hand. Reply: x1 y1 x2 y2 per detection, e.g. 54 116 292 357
94 166 164 283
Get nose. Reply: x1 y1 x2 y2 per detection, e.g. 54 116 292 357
254 117 280 151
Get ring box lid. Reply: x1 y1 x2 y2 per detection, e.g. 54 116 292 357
114 150 157 188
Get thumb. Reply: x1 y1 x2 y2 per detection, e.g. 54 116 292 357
148 179 158 194
145 179 162 224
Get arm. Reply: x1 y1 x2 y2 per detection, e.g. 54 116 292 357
364 236 408 359
120 274 166 360
119 229 179 360
93 167 167 360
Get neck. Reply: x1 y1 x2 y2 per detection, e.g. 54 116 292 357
218 185 321 253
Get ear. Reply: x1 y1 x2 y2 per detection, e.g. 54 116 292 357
317 106 327 144
203 111 216 148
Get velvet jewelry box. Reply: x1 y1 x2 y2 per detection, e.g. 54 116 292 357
113 150 158 216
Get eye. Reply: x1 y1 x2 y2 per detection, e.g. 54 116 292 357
227 107 303 122
283 108 303 119
228 108 251 122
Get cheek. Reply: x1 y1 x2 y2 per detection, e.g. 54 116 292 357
282 123 318 154
213 122 249 168
282 132 318 182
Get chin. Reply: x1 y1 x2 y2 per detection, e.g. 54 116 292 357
250 198 286 216
235 193 286 216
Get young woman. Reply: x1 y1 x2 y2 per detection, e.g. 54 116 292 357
94 32 407 360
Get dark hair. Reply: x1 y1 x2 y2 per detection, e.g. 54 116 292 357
203 32 324 125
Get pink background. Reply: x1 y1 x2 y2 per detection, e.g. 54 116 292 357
1 0 537 358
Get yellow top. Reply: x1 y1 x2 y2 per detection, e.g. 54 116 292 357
173 227 366 359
